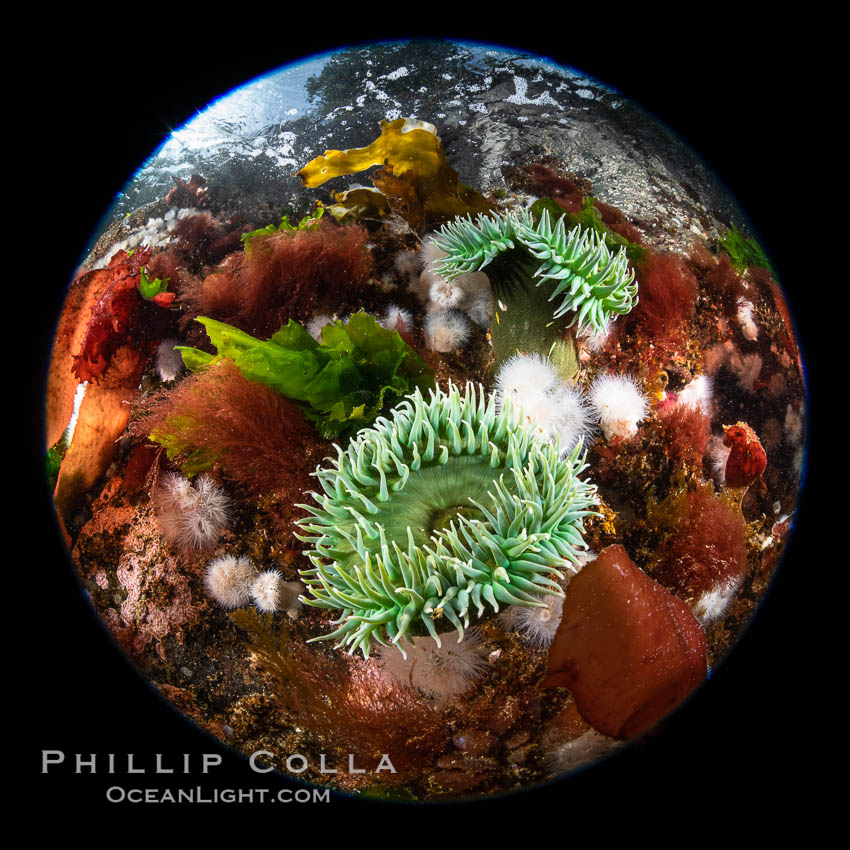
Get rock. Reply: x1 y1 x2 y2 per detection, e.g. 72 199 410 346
453 729 496 755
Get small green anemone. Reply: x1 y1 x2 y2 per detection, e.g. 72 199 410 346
295 382 599 658
432 207 638 341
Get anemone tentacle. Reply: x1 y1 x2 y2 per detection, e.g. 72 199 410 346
296 382 599 658
431 209 637 336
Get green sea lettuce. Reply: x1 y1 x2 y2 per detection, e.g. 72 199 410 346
720 225 773 275
240 208 325 256
138 268 169 300
177 313 435 438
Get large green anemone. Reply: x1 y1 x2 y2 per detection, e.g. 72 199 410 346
295 382 599 658
432 208 638 337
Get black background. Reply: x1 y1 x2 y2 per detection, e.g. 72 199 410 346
27 15 822 823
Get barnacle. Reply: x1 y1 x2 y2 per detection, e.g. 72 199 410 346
295 382 599 658
432 208 638 338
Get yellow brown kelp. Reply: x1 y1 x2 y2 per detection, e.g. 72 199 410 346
298 118 491 231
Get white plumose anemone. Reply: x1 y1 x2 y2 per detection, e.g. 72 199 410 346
155 473 231 551
424 309 471 352
377 628 489 703
381 304 413 334
736 297 759 341
204 555 256 609
692 579 741 625
677 374 713 416
429 277 465 309
495 352 561 399
546 729 621 775
707 434 732 487
578 321 612 353
155 338 184 382
499 594 565 647
589 373 648 440
550 384 596 455
306 314 334 342
251 569 284 613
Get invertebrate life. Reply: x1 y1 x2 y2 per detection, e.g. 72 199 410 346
295 382 599 657
154 472 231 551
377 627 490 701
431 208 637 348
47 40 807 801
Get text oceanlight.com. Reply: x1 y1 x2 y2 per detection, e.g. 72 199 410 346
105 787 330 804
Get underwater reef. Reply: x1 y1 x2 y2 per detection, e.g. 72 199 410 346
48 113 805 801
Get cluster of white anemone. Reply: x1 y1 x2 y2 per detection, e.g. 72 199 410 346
493 353 595 455
204 554 303 618
493 356 654 449
154 473 231 551
94 207 203 269
406 236 496 352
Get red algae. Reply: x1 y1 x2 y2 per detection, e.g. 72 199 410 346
656 485 749 599
179 220 373 338
232 610 447 785
165 173 208 208
72 248 175 383
689 247 748 316
542 545 707 740
657 403 711 469
631 251 698 344
134 359 319 498
592 198 643 244
523 163 586 212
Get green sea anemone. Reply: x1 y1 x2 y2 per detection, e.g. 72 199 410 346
431 209 637 378
432 208 637 336
295 382 599 658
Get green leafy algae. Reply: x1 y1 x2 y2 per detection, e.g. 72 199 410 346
720 225 774 275
241 208 325 256
176 313 434 439
138 268 169 300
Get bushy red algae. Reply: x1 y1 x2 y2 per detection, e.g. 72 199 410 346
179 219 373 339
134 359 319 498
687 245 749 317
231 609 447 786
592 198 643 245
542 545 707 740
656 403 711 470
165 173 208 208
656 485 749 599
523 163 586 213
631 252 698 344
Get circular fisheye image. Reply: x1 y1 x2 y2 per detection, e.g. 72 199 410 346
44 39 807 802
